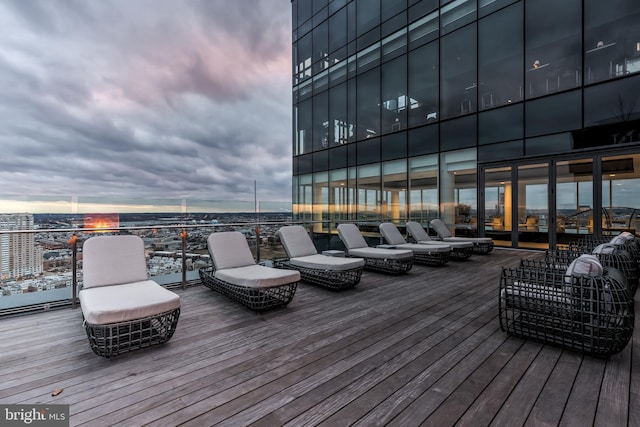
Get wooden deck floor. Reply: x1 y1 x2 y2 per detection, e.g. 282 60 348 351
1 249 638 426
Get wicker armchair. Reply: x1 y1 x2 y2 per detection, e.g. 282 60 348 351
406 221 473 260
379 222 451 266
274 225 365 290
430 218 494 254
337 223 414 274
199 231 300 311
79 235 181 358
499 254 634 356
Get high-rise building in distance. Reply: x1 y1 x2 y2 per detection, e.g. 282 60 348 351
0 213 43 279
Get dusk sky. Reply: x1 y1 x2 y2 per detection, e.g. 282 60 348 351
0 0 292 213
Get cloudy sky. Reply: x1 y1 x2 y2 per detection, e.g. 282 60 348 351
0 0 292 213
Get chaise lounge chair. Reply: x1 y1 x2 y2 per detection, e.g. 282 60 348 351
499 254 633 356
79 235 181 358
379 222 451 266
430 218 494 254
405 221 473 260
337 223 414 274
275 225 365 289
199 231 300 311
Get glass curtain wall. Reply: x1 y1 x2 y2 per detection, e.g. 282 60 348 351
313 172 329 232
601 153 640 235
357 164 381 222
409 155 439 224
517 163 549 249
382 160 408 222
440 148 477 232
556 159 594 243
483 166 512 246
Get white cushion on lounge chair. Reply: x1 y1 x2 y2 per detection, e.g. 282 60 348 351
610 235 629 246
592 243 616 255
564 254 603 290
379 222 450 253
430 218 492 243
82 235 149 288
337 223 369 250
406 221 473 249
278 225 319 258
347 246 413 260
80 280 181 325
208 232 257 270
215 264 301 288
290 254 365 271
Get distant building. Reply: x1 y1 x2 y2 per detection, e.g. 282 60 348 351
0 213 43 279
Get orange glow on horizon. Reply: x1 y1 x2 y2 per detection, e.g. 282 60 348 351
84 213 120 232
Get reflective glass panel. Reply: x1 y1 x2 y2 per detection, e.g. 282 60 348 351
441 24 477 119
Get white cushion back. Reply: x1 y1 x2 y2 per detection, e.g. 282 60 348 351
208 232 256 270
337 224 368 249
278 226 318 258
592 243 616 255
610 235 628 246
379 223 407 245
565 254 603 285
406 221 431 241
619 231 635 241
83 235 149 288
430 219 453 238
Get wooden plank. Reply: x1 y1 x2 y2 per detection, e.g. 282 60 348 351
559 356 606 426
594 343 631 427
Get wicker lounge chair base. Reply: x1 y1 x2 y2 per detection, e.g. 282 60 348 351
199 267 297 311
273 258 363 289
412 250 449 266
449 246 473 260
499 265 633 356
83 308 180 359
360 255 413 274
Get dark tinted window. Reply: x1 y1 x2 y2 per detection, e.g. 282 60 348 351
313 150 329 171
381 55 408 135
357 137 381 164
525 133 574 156
357 0 380 36
408 41 438 127
357 69 381 141
525 90 582 137
329 145 348 169
478 2 523 110
584 77 640 127
478 140 523 161
408 124 439 156
329 83 348 146
382 131 408 160
479 104 523 145
441 115 477 150
441 24 477 119
313 91 329 151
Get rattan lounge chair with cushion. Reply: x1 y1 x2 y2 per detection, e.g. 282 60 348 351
274 225 365 289
405 221 473 260
379 222 451 266
79 235 181 358
430 218 494 254
499 254 634 356
199 231 300 311
337 223 414 274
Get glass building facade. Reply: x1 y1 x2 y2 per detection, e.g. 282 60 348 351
291 0 640 249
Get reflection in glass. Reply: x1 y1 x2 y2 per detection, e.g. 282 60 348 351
601 153 640 235
517 163 549 249
585 0 640 84
330 169 348 222
440 148 477 229
441 24 477 119
312 91 328 151
295 99 312 155
382 160 408 221
525 0 581 99
484 166 512 247
556 159 594 243
409 155 439 223
408 11 438 49
381 56 408 135
478 2 523 110
408 41 438 127
358 164 381 221
357 69 381 141
525 90 581 137
441 0 476 35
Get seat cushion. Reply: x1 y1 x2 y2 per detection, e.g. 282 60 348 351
80 280 181 325
348 247 413 260
215 264 301 288
290 254 365 271
397 243 451 253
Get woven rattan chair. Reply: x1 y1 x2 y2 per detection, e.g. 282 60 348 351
379 222 451 266
430 218 494 254
79 235 181 358
275 225 365 289
199 231 300 311
499 254 634 356
405 221 473 260
337 223 414 274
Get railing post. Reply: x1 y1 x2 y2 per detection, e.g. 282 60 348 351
69 234 77 309
255 224 261 263
180 228 187 290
